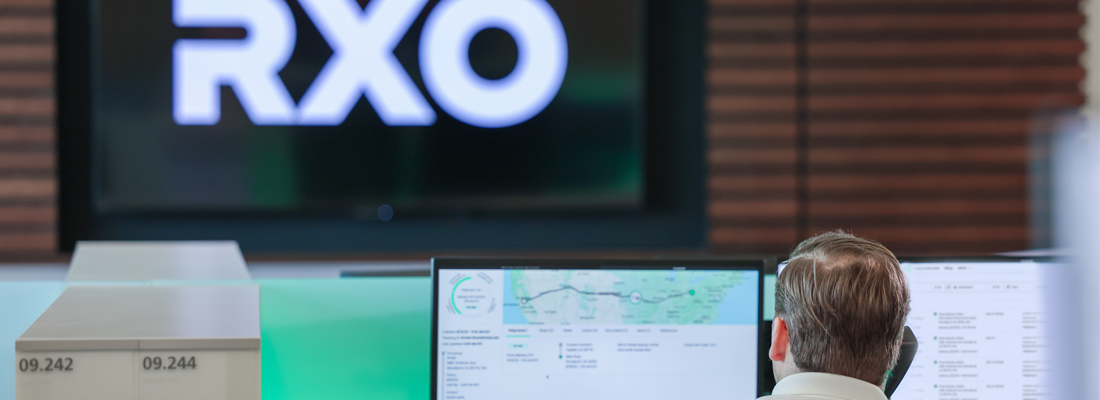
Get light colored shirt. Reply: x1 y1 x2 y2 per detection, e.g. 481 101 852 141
759 372 889 400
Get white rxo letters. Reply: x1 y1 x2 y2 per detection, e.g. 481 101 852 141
420 0 568 128
172 0 568 128
173 0 298 125
297 0 436 126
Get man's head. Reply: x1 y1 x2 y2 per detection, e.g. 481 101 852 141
770 231 911 387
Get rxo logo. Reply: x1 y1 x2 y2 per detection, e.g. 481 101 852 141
173 0 568 128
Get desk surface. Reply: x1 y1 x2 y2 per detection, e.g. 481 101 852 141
0 278 431 400
67 242 251 281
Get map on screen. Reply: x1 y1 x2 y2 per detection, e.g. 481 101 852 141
435 266 760 400
502 270 754 325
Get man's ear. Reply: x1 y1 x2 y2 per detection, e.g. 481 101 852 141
770 316 789 362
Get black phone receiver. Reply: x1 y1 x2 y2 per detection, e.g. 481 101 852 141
884 326 918 398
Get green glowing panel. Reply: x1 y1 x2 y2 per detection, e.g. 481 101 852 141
258 278 430 400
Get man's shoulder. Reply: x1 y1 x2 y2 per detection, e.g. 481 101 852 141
758 394 842 400
765 372 889 400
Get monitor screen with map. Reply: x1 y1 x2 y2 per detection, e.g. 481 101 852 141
431 258 764 400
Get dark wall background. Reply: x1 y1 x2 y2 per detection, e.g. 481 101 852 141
0 0 1087 259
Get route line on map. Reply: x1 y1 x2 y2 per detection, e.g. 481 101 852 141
519 285 686 305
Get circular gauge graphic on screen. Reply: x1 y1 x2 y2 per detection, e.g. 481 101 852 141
449 273 497 318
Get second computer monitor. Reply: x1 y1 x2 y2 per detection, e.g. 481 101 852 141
891 258 1052 400
763 256 1052 400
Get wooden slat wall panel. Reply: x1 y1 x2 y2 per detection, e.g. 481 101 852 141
804 0 1084 254
707 0 799 253
0 0 57 259
0 0 52 7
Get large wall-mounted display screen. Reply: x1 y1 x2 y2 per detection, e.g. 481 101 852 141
90 0 644 214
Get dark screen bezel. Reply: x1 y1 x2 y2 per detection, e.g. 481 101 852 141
430 257 766 400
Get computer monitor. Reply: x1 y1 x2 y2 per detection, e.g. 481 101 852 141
761 257 1050 398
432 258 765 400
890 257 1051 400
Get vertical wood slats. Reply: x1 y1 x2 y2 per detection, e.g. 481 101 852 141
707 0 800 253
0 0 56 257
806 0 1082 255
708 0 1085 255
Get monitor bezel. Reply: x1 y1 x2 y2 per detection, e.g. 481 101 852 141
897 255 1056 264
774 255 1056 278
430 257 766 400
